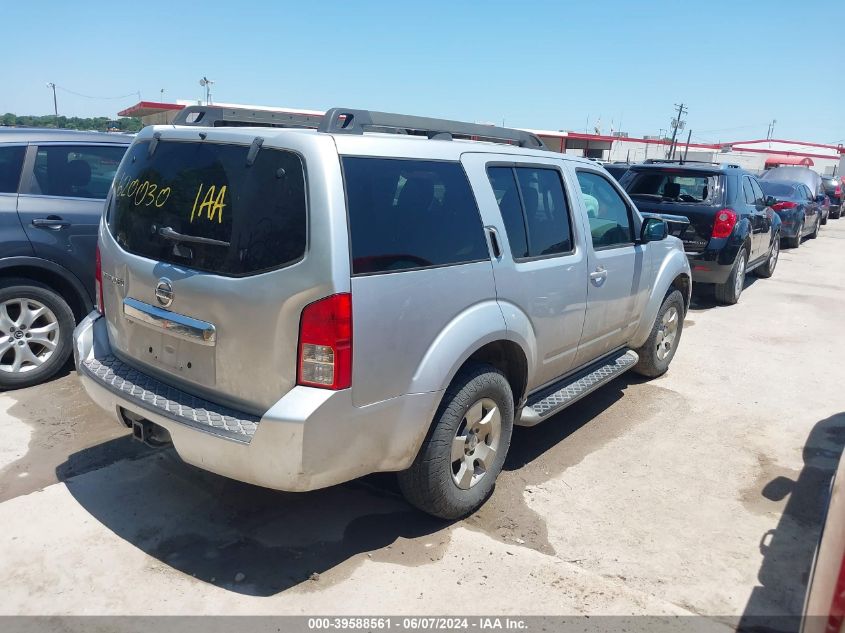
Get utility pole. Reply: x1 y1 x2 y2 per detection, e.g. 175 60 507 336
668 102 688 160
160 88 165 102
47 83 58 126
682 129 692 163
766 119 777 140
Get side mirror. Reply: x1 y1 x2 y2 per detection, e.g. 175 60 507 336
764 195 777 207
815 194 826 203
640 217 668 243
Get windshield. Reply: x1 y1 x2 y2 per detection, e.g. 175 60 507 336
107 140 306 276
759 181 796 198
624 170 717 203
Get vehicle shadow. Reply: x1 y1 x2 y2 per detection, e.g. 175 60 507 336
504 373 641 471
689 276 760 311
738 412 845 632
56 443 447 597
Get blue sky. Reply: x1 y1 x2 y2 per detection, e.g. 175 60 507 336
3 0 843 145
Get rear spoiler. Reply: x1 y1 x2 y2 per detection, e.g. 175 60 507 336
640 212 690 226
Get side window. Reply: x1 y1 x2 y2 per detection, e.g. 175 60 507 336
742 177 756 205
486 165 573 259
576 171 634 248
513 167 573 256
750 178 765 206
343 158 489 275
486 166 528 258
28 145 126 199
802 185 813 201
0 145 26 194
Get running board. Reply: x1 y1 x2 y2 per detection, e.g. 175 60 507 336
517 350 639 427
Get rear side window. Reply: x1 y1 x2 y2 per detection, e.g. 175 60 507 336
625 170 717 204
486 165 573 259
29 145 126 199
108 140 306 276
0 146 25 194
343 158 489 274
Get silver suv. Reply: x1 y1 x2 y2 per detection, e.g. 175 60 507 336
74 107 691 519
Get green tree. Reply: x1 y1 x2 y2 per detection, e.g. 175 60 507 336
0 113 143 132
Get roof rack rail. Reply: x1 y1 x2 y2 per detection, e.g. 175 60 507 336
643 158 741 169
318 107 547 149
172 105 324 129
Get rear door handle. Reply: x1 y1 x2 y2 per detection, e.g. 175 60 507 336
486 226 502 259
32 216 71 230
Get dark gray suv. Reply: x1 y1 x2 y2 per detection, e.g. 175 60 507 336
0 128 130 388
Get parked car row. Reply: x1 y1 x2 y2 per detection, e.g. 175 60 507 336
0 110 838 523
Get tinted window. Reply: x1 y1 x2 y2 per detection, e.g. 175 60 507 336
487 166 528 258
742 177 756 204
577 171 633 248
625 170 716 204
108 140 306 276
749 178 765 205
29 145 126 199
0 145 26 194
513 167 573 257
759 181 796 198
343 158 489 274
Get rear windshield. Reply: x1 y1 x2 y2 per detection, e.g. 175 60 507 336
759 181 796 197
107 140 306 276
624 170 718 204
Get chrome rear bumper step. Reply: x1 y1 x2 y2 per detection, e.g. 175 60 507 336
80 354 259 442
517 349 639 427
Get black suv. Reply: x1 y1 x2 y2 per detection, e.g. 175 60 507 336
0 128 131 388
821 176 842 219
619 161 782 305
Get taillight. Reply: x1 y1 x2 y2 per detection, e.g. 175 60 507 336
297 293 352 390
772 201 798 211
711 209 738 239
95 245 104 314
836 186 842 196
824 550 845 632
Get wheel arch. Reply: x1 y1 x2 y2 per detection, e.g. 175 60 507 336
0 257 92 322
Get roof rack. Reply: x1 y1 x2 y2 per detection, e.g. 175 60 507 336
318 108 546 149
171 105 547 150
643 159 741 169
172 105 324 129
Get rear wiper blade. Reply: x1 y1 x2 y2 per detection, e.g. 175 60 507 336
158 226 230 247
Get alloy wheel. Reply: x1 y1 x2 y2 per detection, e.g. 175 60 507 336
0 298 60 374
655 305 679 361
734 253 747 298
451 398 501 490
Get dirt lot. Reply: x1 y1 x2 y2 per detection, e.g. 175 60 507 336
1 220 844 625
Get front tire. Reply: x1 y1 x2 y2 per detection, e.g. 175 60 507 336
714 249 747 305
398 364 514 520
754 234 779 278
0 278 75 390
632 289 685 378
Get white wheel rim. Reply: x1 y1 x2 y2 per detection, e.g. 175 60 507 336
0 299 60 374
734 254 746 297
452 398 501 490
655 306 679 361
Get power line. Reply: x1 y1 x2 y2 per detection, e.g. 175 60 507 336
55 85 140 100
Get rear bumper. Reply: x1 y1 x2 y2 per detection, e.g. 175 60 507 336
686 244 739 285
73 312 442 492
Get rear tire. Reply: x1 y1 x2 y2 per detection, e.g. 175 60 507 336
632 289 685 378
398 364 514 520
0 278 75 390
754 234 779 279
785 223 802 249
810 217 820 239
714 249 747 305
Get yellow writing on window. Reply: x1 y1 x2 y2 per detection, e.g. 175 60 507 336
115 174 170 208
190 184 227 224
